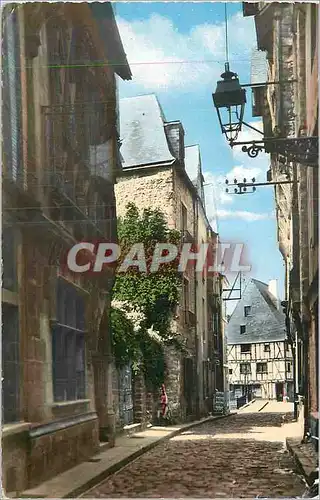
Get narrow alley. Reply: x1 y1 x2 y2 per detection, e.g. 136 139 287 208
83 403 306 498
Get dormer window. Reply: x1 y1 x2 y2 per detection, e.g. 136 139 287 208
244 306 251 317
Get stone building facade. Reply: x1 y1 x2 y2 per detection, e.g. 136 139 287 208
227 279 294 403
115 94 224 422
2 3 131 494
243 1 318 446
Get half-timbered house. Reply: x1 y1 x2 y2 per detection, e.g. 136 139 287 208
227 279 294 404
2 3 131 494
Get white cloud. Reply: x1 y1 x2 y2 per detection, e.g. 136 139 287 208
203 168 275 224
116 12 272 227
216 210 275 222
116 12 256 91
225 165 263 183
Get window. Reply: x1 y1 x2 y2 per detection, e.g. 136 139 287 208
285 341 290 352
183 277 190 313
256 362 268 374
240 325 246 334
2 226 17 292
203 361 209 399
229 369 233 375
244 306 251 317
287 362 291 372
241 344 251 354
240 363 251 375
2 303 20 423
52 279 86 402
181 203 187 232
264 344 270 352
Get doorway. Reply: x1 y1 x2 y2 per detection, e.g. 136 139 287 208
276 382 284 401
118 363 134 426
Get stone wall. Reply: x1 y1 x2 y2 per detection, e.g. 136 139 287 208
2 427 29 495
308 307 318 416
115 168 175 226
27 416 99 488
164 346 182 420
133 373 147 424
115 165 198 423
23 240 49 423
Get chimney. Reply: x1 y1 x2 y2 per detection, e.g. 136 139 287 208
268 279 279 309
164 121 185 162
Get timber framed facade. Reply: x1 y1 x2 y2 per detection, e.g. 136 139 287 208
227 278 293 404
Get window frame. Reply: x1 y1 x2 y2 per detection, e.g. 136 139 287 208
240 324 246 335
240 343 251 354
52 278 87 403
183 277 190 313
181 202 187 232
240 363 251 375
256 362 268 374
244 305 251 317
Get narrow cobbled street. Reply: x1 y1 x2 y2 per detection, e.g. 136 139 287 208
83 408 306 498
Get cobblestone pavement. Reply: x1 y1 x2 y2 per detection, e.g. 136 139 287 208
83 412 306 498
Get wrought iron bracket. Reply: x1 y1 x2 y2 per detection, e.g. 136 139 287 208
230 136 318 166
225 179 297 195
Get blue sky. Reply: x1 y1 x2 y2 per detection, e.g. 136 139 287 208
114 2 285 304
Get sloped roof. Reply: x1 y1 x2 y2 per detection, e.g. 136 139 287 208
227 278 286 345
119 95 175 169
252 279 285 324
89 3 132 80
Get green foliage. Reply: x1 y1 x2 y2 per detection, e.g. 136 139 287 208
111 203 182 388
110 307 142 369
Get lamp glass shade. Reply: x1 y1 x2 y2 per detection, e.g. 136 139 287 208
213 78 246 109
212 69 246 143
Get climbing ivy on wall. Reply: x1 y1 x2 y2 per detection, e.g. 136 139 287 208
111 203 184 388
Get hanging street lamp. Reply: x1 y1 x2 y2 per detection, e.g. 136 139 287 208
213 2 318 173
212 63 246 143
212 68 319 166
